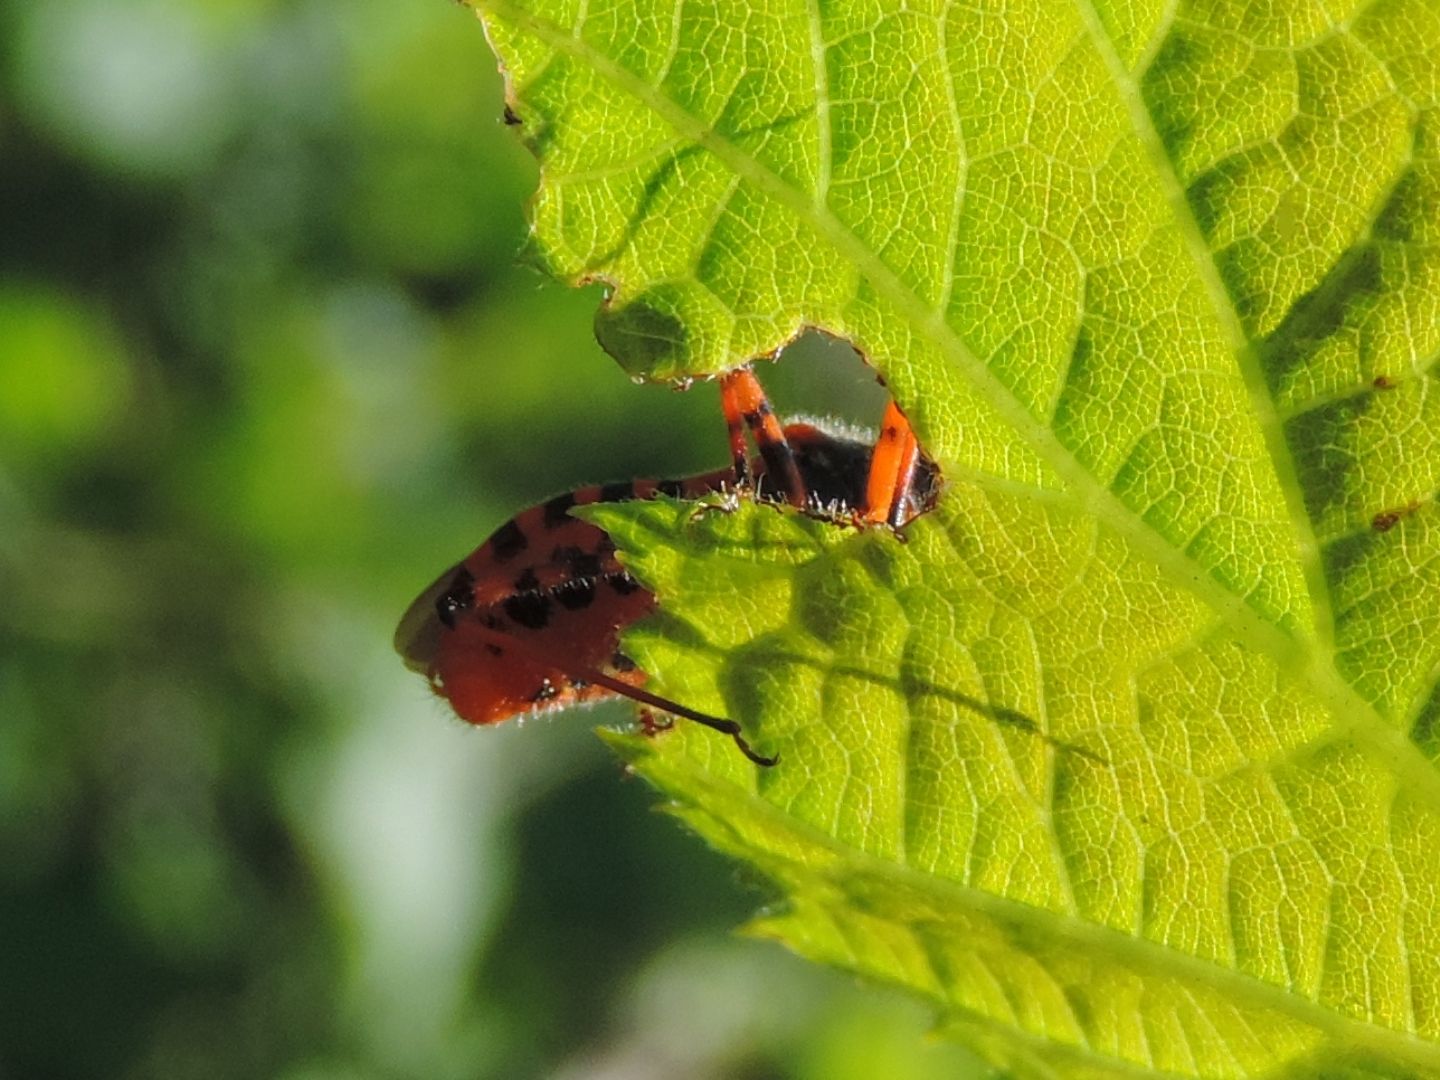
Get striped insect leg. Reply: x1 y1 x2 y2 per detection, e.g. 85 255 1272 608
719 367 806 507
864 399 921 527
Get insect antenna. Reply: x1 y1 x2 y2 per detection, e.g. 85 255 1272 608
462 621 778 767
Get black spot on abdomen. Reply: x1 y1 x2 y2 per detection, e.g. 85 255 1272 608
543 492 577 528
552 545 605 580
489 520 528 561
555 578 597 610
608 572 641 596
600 481 637 503
436 569 476 628
503 591 552 629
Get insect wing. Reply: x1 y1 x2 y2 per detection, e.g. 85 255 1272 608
394 563 457 675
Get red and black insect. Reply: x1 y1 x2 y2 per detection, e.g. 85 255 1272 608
394 367 938 765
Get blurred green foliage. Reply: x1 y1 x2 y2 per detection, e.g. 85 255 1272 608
0 0 984 1076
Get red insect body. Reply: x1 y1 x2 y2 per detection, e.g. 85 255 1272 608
396 472 717 722
395 369 937 764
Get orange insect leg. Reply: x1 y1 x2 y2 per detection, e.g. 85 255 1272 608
864 400 921 527
719 368 806 507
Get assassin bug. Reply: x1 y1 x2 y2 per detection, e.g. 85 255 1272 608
394 366 938 766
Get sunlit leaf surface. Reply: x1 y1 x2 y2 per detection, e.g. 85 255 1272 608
474 0 1440 1073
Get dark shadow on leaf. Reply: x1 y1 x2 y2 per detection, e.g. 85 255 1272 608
585 109 811 276
1373 170 1421 244
594 290 688 374
637 608 717 653
602 495 838 567
587 144 706 272
1285 394 1371 526
1409 683 1440 763
1260 243 1383 396
715 639 1106 766
1257 239 1392 527
1138 29 1201 166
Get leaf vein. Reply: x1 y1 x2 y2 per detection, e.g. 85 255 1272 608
803 0 831 206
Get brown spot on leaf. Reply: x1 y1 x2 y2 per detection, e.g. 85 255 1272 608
1372 501 1422 532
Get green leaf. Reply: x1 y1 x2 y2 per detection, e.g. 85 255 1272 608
471 0 1440 1075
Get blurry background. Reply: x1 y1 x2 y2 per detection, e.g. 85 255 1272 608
0 0 985 1076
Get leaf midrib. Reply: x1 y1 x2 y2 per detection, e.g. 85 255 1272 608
1068 0 1337 658
473 0 1440 810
